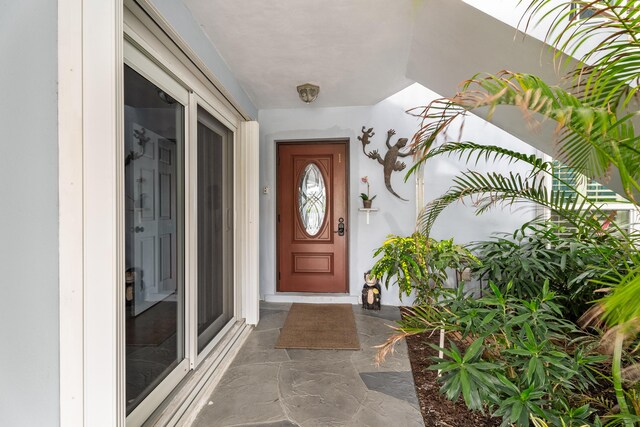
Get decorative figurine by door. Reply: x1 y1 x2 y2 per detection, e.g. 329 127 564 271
361 270 381 310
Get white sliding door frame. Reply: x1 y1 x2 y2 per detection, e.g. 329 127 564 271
59 1 260 425
123 39 192 426
122 0 260 329
189 93 240 366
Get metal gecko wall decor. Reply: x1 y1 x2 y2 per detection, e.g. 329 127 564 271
358 126 415 201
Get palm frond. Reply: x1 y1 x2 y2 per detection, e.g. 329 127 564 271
519 0 640 110
601 260 640 325
411 141 553 175
410 71 640 200
419 170 585 233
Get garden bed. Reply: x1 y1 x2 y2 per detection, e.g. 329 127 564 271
406 329 501 427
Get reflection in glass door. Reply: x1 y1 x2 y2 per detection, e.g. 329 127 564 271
124 64 185 414
196 106 234 353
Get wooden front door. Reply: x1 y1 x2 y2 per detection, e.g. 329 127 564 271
277 141 348 293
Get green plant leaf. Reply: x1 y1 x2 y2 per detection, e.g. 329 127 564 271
463 338 484 363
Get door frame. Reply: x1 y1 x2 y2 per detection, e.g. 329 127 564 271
275 139 350 294
58 1 260 425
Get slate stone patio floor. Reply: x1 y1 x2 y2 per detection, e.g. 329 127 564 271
192 302 424 427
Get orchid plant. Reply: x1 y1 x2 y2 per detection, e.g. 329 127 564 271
360 176 377 201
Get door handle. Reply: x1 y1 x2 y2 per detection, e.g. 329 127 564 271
335 217 345 236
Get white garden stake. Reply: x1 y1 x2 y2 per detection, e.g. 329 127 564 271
438 327 445 377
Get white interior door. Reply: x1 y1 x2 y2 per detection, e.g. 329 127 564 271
130 124 179 315
156 137 178 295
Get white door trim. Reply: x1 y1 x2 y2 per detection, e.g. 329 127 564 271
58 0 85 425
59 0 126 425
83 0 126 423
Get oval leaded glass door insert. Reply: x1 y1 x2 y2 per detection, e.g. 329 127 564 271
298 163 326 236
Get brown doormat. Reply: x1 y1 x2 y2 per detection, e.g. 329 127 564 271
275 303 360 350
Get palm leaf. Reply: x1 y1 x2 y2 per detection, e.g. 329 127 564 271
409 71 640 200
416 169 616 240
601 260 640 325
411 141 553 175
519 0 640 110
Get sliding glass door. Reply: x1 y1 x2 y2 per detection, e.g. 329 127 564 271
124 63 186 415
196 106 234 353
123 39 236 425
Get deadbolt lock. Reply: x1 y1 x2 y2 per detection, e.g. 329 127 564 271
337 217 345 236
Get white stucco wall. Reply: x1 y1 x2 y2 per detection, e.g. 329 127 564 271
462 0 603 64
258 83 538 306
462 0 555 43
0 1 60 425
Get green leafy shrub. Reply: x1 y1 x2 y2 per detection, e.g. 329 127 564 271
402 0 640 347
385 1 640 422
389 283 609 426
370 233 479 304
472 221 633 319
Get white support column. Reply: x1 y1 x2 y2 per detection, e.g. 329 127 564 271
238 121 260 326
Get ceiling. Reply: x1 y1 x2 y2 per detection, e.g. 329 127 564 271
180 0 632 196
182 0 418 109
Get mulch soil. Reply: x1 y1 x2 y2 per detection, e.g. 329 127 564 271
405 324 501 426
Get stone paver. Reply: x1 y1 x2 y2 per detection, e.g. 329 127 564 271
359 372 419 407
192 303 424 427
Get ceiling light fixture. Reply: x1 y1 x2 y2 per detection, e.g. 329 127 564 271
297 83 320 104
